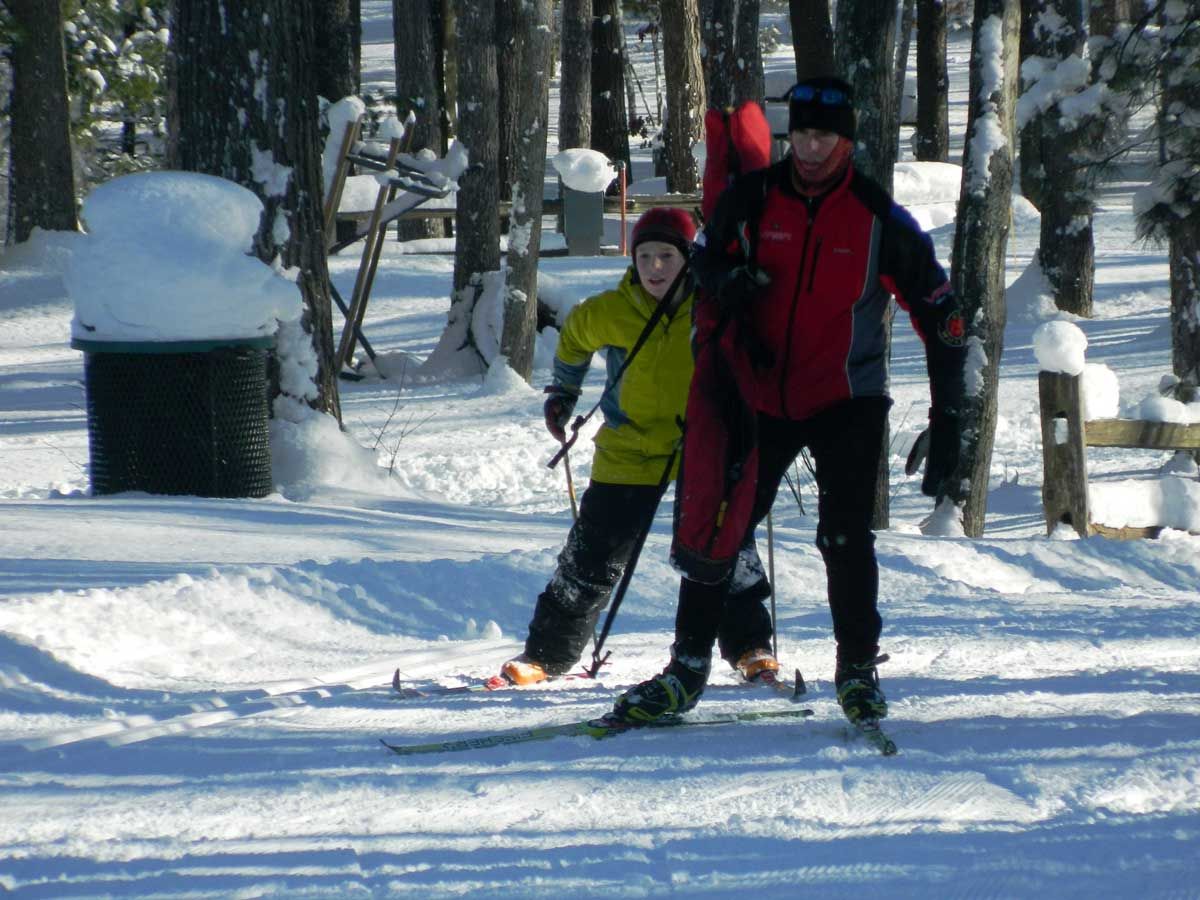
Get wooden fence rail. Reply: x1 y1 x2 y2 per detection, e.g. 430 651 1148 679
1039 370 1200 539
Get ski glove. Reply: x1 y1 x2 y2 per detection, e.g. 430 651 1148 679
913 409 960 499
716 264 771 314
543 386 578 443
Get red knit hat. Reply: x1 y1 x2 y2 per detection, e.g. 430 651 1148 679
631 206 697 253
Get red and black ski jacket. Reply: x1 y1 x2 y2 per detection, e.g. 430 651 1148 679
672 157 966 583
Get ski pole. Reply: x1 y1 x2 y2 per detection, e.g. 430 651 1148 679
766 510 777 660
586 445 678 677
619 161 628 256
563 447 579 521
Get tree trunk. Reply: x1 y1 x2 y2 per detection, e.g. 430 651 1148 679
558 0 593 151
660 0 705 193
1028 1 1094 317
895 0 916 159
704 0 764 108
949 0 1019 537
702 0 737 110
350 0 362 92
497 1 521 203
442 0 458 138
837 0 899 528
789 0 836 81
836 0 899 190
169 0 341 420
0 51 10 245
1017 0 1044 208
1170 229 1200 393
449 0 500 331
393 0 447 240
6 0 78 243
916 0 949 161
591 0 630 176
734 0 765 104
501 0 553 380
314 0 356 102
1089 0 1131 37
1161 2 1200 396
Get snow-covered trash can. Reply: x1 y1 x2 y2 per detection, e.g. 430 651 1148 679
74 337 274 497
67 172 302 497
552 149 617 256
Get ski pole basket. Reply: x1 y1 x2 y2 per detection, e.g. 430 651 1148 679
73 336 274 498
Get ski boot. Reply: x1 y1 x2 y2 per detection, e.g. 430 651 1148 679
499 654 550 686
611 654 709 724
835 657 888 724
735 647 781 682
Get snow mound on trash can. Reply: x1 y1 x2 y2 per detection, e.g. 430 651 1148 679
69 171 301 342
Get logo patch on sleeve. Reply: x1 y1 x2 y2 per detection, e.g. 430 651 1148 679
939 312 966 347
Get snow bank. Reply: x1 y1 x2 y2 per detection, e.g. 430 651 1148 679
1090 476 1200 533
69 172 301 343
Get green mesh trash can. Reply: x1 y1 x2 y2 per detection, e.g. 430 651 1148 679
72 337 274 498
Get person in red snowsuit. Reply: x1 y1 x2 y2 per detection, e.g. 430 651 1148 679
612 76 967 726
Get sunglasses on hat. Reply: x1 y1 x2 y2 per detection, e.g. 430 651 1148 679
789 84 851 107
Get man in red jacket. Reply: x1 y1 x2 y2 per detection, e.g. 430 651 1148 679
611 76 967 727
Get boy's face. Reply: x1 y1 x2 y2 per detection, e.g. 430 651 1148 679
635 241 686 300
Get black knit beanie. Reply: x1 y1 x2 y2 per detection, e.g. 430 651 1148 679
787 76 856 141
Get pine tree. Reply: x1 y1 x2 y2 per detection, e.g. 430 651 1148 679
500 0 553 380
558 0 592 151
948 0 1019 536
393 0 447 240
1136 1 1200 398
916 0 949 161
168 0 340 419
3 0 78 243
660 0 704 193
788 0 835 80
591 0 630 177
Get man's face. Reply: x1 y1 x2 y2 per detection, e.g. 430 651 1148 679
634 241 686 300
790 128 841 165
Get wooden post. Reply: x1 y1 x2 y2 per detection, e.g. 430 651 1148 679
334 136 402 374
1038 371 1090 537
323 116 362 249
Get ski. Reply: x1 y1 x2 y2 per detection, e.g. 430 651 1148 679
747 667 807 703
392 666 809 702
380 707 815 757
390 668 597 699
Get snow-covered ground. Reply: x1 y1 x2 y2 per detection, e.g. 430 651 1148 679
1 7 1198 898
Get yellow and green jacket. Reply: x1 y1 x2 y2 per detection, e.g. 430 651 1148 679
553 268 694 485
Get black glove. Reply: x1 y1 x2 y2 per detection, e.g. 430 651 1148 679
543 386 578 443
716 264 770 314
917 409 960 499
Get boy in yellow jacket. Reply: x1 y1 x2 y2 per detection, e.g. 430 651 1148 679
500 208 779 686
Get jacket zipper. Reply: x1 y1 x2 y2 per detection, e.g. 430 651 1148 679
779 212 815 417
807 237 823 293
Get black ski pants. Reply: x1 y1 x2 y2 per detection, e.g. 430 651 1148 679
525 480 774 675
674 396 890 670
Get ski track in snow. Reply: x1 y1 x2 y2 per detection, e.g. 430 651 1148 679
2 7 1200 899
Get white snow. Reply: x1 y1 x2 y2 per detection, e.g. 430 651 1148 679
1033 318 1088 375
68 171 301 342
0 7 1198 898
322 95 367 194
552 147 618 193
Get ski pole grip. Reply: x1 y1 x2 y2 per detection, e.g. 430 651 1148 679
547 430 579 469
